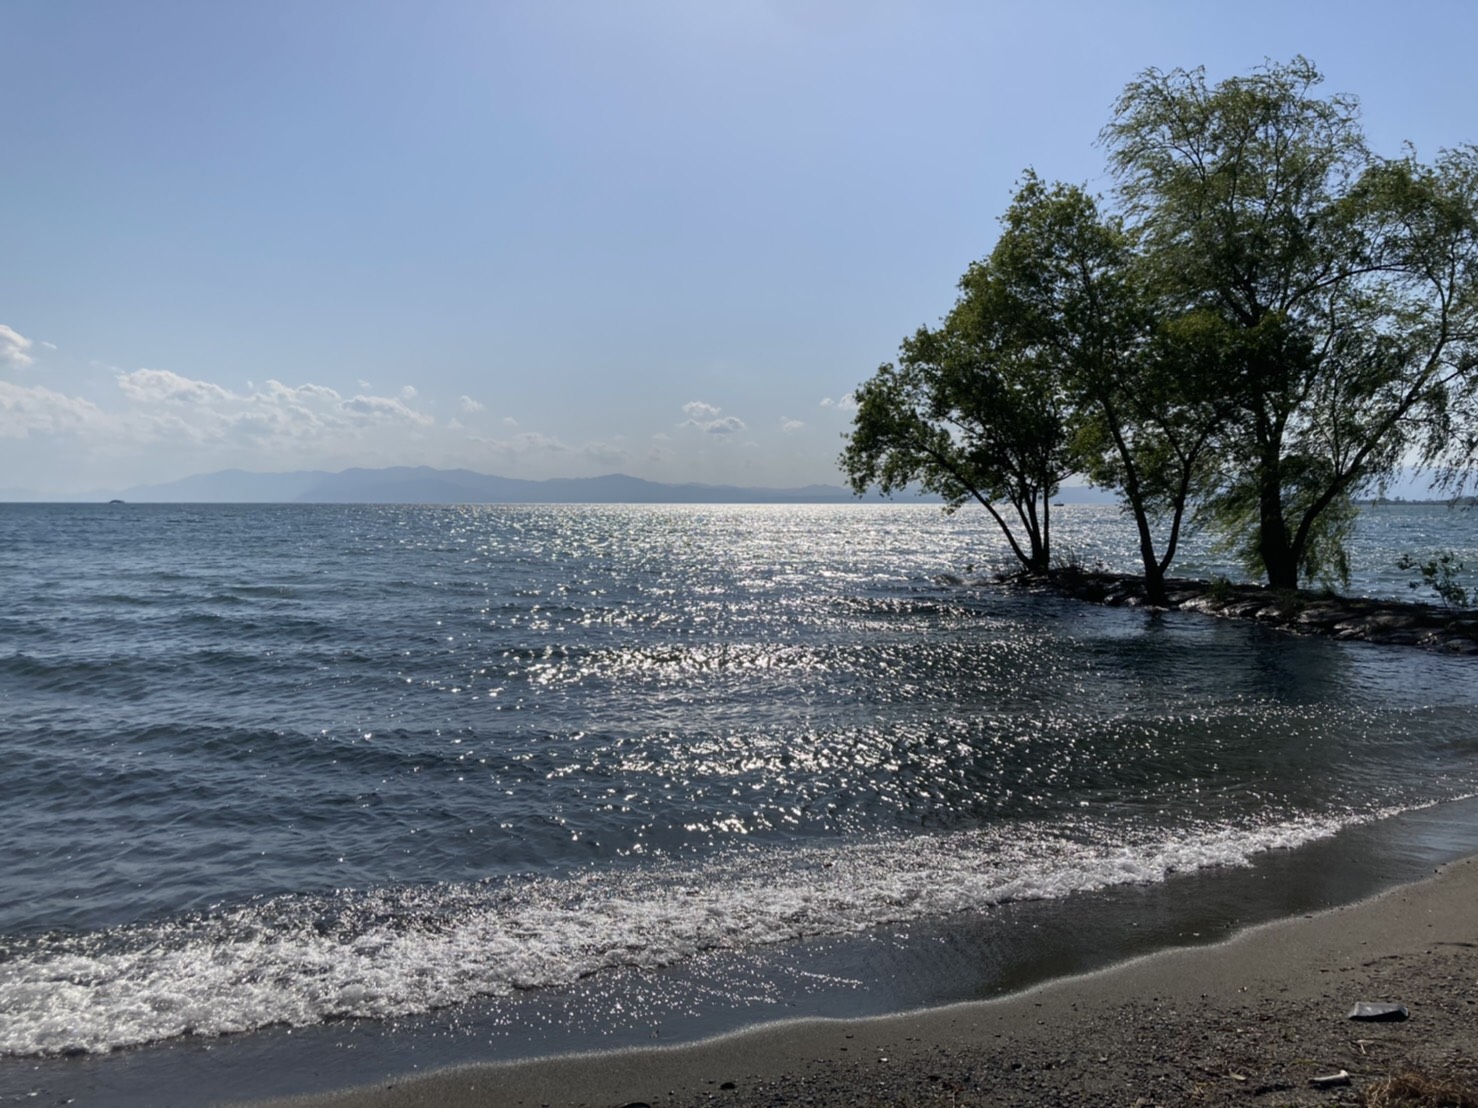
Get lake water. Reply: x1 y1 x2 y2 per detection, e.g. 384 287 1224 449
2 501 1476 1103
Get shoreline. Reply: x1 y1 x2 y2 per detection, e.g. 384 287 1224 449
1012 568 1478 654
247 856 1478 1108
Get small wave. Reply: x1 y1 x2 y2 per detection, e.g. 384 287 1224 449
86 593 161 608
0 652 156 698
0 810 1377 1057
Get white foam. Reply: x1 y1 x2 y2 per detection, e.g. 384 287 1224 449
0 811 1374 1055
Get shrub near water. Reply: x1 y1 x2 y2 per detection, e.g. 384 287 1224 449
1397 552 1472 608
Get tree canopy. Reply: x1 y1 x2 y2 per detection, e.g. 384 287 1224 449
840 230 1082 574
843 57 1478 593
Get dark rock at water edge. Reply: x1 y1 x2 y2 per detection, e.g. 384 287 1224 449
1009 569 1478 654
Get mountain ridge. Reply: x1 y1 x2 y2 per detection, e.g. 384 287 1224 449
104 465 890 504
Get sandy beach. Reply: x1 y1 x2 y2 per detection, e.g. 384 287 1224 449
245 856 1478 1108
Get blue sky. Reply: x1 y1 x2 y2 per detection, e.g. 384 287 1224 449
4 1 1475 495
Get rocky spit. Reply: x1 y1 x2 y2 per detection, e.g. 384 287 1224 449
1012 569 1478 655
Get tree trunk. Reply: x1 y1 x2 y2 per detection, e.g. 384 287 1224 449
1142 561 1167 606
1258 497 1299 590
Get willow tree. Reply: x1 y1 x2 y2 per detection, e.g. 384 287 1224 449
1105 58 1478 589
845 175 1225 598
988 175 1228 603
849 58 1478 592
840 241 1082 575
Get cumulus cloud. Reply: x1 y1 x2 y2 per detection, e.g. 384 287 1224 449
0 325 35 370
0 380 104 437
701 416 745 434
345 393 432 423
110 369 435 449
679 400 746 435
682 400 721 420
0 350 653 489
819 393 857 411
400 385 418 400
117 368 234 405
780 417 805 433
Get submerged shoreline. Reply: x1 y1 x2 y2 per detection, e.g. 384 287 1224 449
13 797 1478 1108
249 856 1478 1108
6 504 1477 1106
1013 568 1478 653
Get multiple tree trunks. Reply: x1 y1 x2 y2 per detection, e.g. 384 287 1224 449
842 58 1478 593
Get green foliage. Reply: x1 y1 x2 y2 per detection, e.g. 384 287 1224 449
1103 58 1478 587
845 57 1478 593
839 233 1083 574
1396 551 1472 608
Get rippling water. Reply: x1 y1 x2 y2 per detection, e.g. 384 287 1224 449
2 501 1476 1059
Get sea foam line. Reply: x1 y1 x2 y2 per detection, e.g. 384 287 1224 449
0 811 1373 1056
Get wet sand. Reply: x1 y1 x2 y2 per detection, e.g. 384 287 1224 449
245 856 1478 1107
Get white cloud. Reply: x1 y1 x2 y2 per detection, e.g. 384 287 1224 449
118 368 234 405
502 416 518 427
458 395 485 413
819 393 857 410
400 385 418 400
679 400 746 435
345 393 434 424
682 400 721 420
0 325 35 370
780 417 805 432
41 341 58 351
0 380 104 437
111 369 435 447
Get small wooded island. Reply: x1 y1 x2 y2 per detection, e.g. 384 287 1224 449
842 58 1478 616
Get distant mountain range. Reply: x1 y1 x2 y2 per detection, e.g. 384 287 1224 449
4 466 1125 505
102 466 894 504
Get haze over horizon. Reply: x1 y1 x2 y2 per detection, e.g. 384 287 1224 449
5 1 1475 497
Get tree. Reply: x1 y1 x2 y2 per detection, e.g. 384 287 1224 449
847 58 1478 594
839 239 1081 575
844 175 1227 600
1105 58 1478 589
986 175 1227 603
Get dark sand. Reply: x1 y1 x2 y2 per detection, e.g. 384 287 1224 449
245 857 1478 1107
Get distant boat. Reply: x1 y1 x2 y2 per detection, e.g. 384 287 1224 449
108 499 125 504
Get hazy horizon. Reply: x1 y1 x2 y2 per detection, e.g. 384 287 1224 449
5 1 1476 496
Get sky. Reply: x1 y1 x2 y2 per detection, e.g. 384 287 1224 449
4 1 1476 496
